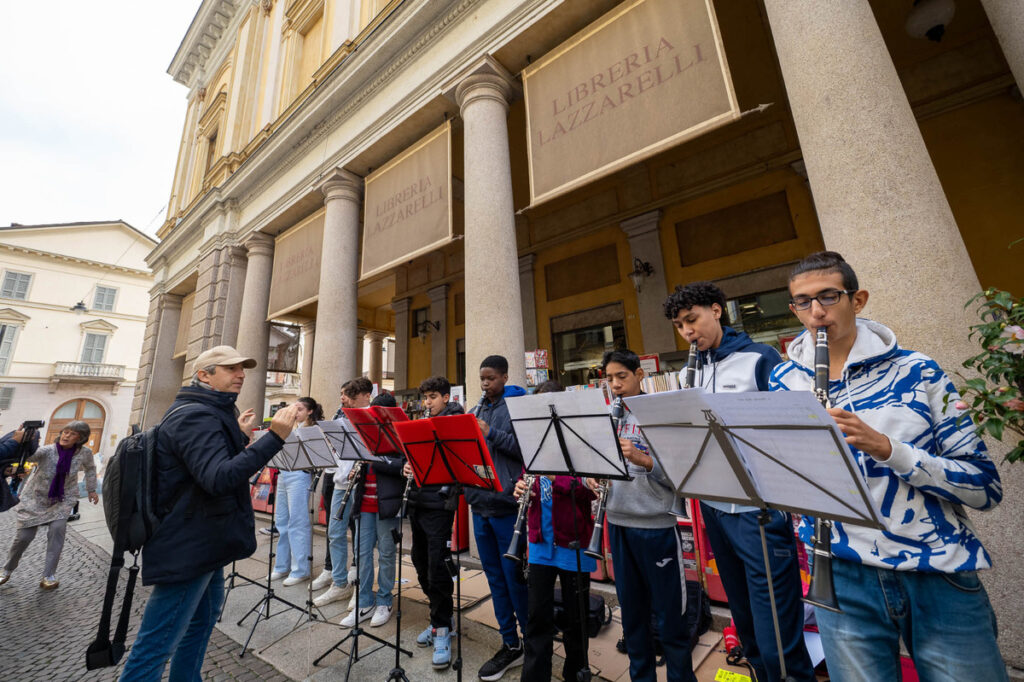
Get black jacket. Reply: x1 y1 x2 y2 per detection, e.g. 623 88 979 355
408 401 465 511
464 386 526 517
142 386 283 585
350 455 406 519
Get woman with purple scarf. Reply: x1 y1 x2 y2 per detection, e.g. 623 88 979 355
0 420 97 589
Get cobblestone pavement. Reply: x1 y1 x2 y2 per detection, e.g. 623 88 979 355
0 507 292 681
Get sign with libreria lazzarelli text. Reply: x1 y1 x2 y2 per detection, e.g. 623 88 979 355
522 0 739 205
361 122 453 279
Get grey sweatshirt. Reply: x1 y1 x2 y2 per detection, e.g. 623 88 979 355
604 405 678 529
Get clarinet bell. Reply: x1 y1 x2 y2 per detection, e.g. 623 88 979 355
583 524 604 561
803 525 841 613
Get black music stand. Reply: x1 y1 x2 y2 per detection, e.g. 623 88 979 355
258 426 344 653
506 391 631 682
393 413 503 682
313 414 410 681
220 466 267 622
625 388 883 682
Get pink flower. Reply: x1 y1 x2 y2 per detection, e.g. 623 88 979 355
1005 398 1024 412
999 325 1024 355
954 400 969 411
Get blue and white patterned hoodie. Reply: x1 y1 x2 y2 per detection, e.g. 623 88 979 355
769 318 1002 573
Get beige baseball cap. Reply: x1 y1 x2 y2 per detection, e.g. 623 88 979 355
193 345 257 374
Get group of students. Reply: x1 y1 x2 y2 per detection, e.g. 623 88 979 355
263 249 1006 682
405 250 1006 682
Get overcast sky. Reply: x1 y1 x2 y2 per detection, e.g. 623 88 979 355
0 1 203 237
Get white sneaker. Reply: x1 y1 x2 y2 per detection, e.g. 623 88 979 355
340 606 374 628
269 571 287 581
311 570 333 591
282 574 309 587
313 583 352 607
347 591 357 610
370 605 393 627
347 566 357 583
0 570 11 586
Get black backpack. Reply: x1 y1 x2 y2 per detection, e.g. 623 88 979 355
86 404 201 670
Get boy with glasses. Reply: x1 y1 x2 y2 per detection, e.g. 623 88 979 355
770 251 1006 682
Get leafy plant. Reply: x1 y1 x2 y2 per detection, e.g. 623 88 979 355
947 288 1024 463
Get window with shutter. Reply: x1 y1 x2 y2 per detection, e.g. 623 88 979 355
0 272 31 300
0 324 17 374
81 333 108 364
93 286 117 312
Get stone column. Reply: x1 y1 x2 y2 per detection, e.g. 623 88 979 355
620 211 675 355
427 284 449 378
300 320 315 396
366 331 386 386
311 169 363 405
392 298 410 391
518 255 539 351
139 293 184 428
455 61 527 399
357 327 366 378
764 1 1024 669
980 1 1024 91
235 233 275 422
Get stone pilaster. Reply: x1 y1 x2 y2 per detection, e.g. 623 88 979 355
427 284 449 378
311 169 363 405
763 0 1023 668
132 292 186 428
620 210 675 355
357 327 366 378
979 0 1024 92
300 320 315 396
518 255 539 352
184 241 247 371
455 59 527 398
235 233 275 422
366 330 387 386
392 298 410 392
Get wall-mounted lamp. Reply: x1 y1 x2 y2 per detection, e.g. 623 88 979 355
416 319 441 342
70 301 88 315
628 258 655 292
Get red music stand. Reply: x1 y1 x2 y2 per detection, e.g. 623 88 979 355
392 413 502 681
342 406 408 455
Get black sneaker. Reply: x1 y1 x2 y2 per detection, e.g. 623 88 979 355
478 641 523 681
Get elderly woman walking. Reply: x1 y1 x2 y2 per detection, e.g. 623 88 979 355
0 421 98 589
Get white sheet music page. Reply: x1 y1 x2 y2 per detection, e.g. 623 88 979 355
624 389 754 505
506 390 627 479
295 425 337 468
707 391 881 526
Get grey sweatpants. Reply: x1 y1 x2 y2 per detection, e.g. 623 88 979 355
4 518 68 577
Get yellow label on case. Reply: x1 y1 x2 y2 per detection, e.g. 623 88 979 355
714 670 751 682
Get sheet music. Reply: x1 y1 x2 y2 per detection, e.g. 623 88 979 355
316 418 386 463
506 390 628 479
294 425 337 468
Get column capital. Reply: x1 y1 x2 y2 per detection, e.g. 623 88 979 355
391 297 411 314
318 167 363 204
427 284 449 304
364 330 388 343
158 292 184 312
244 231 275 258
451 56 518 114
300 320 316 334
518 253 536 276
620 210 662 240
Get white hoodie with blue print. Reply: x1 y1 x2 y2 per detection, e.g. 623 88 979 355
770 318 1002 573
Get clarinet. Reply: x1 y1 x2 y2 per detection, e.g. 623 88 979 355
803 327 841 612
503 474 536 563
669 345 702 518
337 461 364 519
584 397 624 559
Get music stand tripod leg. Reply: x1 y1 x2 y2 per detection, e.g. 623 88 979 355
757 509 795 682
387 511 412 681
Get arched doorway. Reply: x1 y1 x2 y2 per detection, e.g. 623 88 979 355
46 399 105 454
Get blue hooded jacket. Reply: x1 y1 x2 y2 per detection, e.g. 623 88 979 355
465 384 526 517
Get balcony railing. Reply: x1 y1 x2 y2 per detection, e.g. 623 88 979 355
52 362 126 381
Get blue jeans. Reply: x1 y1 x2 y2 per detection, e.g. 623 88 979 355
273 471 312 579
472 512 529 647
700 505 814 682
328 483 354 587
119 568 224 682
816 558 1007 682
357 511 398 608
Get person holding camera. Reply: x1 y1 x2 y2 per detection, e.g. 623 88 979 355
0 421 97 589
118 346 298 682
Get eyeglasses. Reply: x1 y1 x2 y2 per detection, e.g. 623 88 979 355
789 289 856 311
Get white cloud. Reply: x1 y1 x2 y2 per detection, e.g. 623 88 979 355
0 1 203 236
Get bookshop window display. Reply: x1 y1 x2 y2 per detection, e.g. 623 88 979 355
726 287 804 355
553 320 627 388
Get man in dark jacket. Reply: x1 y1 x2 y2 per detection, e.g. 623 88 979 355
406 375 464 668
119 346 296 682
467 355 528 681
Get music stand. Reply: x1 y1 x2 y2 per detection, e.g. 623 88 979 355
392 413 503 682
313 414 411 681
625 388 883 682
220 466 267 622
506 391 630 682
259 425 345 653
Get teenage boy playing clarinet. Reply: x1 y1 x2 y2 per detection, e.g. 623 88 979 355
404 375 464 669
771 251 1006 682
663 282 813 682
596 349 696 682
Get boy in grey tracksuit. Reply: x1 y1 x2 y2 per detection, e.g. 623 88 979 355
600 349 695 682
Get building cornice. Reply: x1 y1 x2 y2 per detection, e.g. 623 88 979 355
168 0 248 87
0 243 152 278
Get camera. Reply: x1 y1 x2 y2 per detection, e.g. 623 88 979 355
22 420 44 430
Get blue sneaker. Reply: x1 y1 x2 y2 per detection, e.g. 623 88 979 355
416 625 434 648
432 627 452 669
